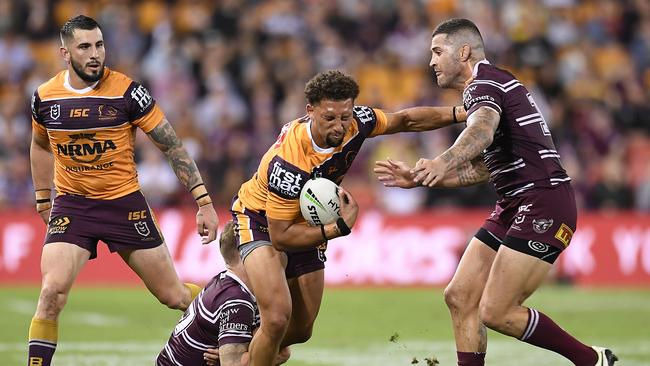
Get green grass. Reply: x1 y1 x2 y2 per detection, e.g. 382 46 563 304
2 286 649 365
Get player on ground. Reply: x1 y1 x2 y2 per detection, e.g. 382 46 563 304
157 221 290 366
28 15 219 366
374 18 617 366
231 70 467 365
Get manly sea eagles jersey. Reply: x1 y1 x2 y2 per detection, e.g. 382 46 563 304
463 60 570 197
157 271 258 366
31 68 164 199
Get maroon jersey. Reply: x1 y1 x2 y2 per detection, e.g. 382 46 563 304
463 60 570 197
157 271 258 366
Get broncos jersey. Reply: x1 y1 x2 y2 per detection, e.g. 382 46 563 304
234 106 388 223
31 68 164 199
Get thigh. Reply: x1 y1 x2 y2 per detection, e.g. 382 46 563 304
119 242 182 296
447 237 497 303
41 242 91 291
244 245 292 313
482 245 552 310
287 269 325 326
101 191 164 253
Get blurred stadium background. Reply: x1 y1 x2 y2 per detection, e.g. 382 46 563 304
0 0 649 365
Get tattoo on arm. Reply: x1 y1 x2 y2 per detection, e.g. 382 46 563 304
218 343 249 366
456 155 490 186
439 106 499 170
147 119 203 189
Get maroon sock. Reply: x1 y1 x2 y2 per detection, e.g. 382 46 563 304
457 351 486 366
520 308 596 366
28 340 56 366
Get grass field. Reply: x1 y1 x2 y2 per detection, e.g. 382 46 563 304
1 286 649 366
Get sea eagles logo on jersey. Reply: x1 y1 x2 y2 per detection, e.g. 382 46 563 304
268 156 309 199
50 104 61 120
532 218 554 233
134 221 150 236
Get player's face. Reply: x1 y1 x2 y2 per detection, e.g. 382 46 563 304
63 28 105 83
308 99 354 148
429 34 463 89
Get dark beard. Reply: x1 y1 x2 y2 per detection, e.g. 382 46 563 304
326 134 343 147
71 58 104 83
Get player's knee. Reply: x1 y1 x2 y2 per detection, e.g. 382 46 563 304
444 284 470 312
155 289 187 310
37 283 69 318
262 309 291 338
478 301 505 330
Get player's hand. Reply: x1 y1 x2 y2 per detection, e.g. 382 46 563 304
197 204 219 244
275 346 291 365
412 157 447 187
374 159 418 189
337 186 359 230
203 347 219 365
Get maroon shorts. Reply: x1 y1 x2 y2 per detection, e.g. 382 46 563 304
231 196 326 279
45 191 163 259
477 183 577 263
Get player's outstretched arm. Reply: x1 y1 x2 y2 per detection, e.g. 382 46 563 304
30 129 54 224
412 106 498 187
375 156 489 189
214 343 249 366
268 188 358 251
381 105 466 135
146 118 219 243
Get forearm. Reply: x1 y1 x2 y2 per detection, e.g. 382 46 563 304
270 220 343 251
218 343 248 366
439 122 493 170
435 156 490 188
387 106 465 134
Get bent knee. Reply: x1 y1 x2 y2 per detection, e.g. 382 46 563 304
261 309 292 337
444 284 475 311
478 301 507 330
155 289 187 310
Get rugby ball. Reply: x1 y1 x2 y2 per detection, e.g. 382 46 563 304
299 178 341 225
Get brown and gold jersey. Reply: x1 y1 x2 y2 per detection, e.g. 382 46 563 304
235 106 388 221
31 68 164 199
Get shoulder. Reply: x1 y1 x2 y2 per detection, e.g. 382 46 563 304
468 63 521 93
101 68 139 96
35 71 66 100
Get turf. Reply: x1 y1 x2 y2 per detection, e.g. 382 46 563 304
2 286 649 365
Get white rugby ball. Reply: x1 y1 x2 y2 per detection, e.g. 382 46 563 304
299 178 341 225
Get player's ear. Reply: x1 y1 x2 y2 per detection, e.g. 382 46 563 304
459 44 471 62
59 45 70 62
306 104 314 115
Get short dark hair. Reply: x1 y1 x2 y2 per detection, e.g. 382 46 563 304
304 70 360 105
432 18 483 43
219 221 240 266
60 15 101 42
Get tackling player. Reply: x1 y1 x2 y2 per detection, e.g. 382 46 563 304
231 69 467 365
374 18 617 366
28 15 219 366
157 221 290 366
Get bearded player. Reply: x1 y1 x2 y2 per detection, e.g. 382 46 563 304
231 70 467 365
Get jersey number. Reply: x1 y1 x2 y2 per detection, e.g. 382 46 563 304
526 93 551 136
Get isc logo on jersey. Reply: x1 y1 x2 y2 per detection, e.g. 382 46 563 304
268 156 309 199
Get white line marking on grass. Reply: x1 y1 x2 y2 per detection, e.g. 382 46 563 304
5 299 36 315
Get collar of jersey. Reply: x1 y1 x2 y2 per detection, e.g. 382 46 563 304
225 270 256 302
472 59 490 77
306 119 335 154
63 70 100 94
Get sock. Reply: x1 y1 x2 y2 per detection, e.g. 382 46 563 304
183 283 201 301
520 308 597 366
457 351 486 366
28 317 58 366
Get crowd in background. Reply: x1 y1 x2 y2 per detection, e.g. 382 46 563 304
0 0 649 213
